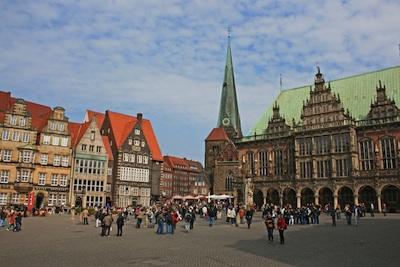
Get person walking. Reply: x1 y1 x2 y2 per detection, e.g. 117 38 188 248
345 205 352 225
227 206 236 226
239 207 245 224
189 207 196 230
265 214 274 242
82 208 89 225
165 210 174 234
277 214 287 245
184 212 192 232
156 210 165 235
7 210 16 231
136 208 144 228
116 213 124 236
14 212 22 232
370 203 375 217
382 203 387 217
245 207 254 229
101 213 113 237
208 205 217 227
330 205 336 226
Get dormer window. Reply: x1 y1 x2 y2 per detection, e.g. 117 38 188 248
135 129 140 135
128 139 132 145
19 117 26 127
58 123 65 132
10 115 17 125
134 140 140 146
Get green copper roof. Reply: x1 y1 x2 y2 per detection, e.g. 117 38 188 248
217 39 242 136
251 66 400 134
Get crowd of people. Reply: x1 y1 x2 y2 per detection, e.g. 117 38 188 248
1 200 390 245
0 208 23 232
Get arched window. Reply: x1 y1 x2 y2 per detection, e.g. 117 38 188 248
225 174 233 191
381 137 396 169
258 151 268 176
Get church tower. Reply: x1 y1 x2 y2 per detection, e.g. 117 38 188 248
217 35 242 139
204 35 241 196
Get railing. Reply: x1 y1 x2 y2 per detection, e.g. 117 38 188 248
235 131 291 143
356 116 400 127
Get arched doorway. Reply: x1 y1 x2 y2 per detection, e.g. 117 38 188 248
358 186 377 210
75 196 82 208
282 188 296 207
266 188 280 205
338 186 354 209
253 190 264 210
35 193 44 209
382 185 400 213
301 188 314 206
319 187 333 207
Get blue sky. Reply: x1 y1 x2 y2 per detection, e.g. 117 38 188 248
1 0 399 162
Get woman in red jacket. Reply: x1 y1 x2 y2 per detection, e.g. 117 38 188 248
277 213 287 244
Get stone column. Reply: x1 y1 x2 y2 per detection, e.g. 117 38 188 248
314 194 319 205
377 194 382 212
334 194 338 209
354 194 359 206
296 194 301 208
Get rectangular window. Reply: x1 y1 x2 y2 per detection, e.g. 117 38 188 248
40 154 48 165
22 132 29 142
53 155 61 166
334 134 350 153
89 145 94 152
0 170 10 183
258 151 268 176
0 193 7 205
359 140 374 170
19 117 26 127
10 115 17 125
11 193 20 204
58 124 65 132
3 150 12 162
81 144 87 151
90 131 95 141
2 130 10 140
12 131 20 141
20 170 30 182
38 173 46 185
96 146 101 153
107 168 112 176
61 156 69 167
381 138 396 169
22 150 33 163
60 175 67 186
123 153 129 162
134 140 140 146
51 174 58 186
128 139 132 145
129 154 135 163
135 129 140 135
335 158 350 177
274 150 282 176
141 141 145 147
137 155 142 164
315 136 331 155
48 194 57 206
61 138 68 147
52 137 59 146
43 135 50 145
143 156 148 164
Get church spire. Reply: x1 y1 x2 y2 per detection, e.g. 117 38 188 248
217 32 242 139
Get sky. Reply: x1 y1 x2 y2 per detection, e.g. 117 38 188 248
1 0 399 163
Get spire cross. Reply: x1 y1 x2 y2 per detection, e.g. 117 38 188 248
227 26 232 43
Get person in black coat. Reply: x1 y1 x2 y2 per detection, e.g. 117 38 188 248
116 213 124 236
245 208 254 229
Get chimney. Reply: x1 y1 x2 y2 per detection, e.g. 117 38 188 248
137 113 143 120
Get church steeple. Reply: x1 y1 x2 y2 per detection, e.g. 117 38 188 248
217 34 242 139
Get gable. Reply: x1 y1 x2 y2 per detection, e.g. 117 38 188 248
252 66 400 135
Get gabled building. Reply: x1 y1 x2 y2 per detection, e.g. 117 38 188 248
101 111 162 207
205 38 400 212
0 91 72 208
68 111 113 209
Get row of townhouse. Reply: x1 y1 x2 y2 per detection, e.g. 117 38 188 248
0 91 164 209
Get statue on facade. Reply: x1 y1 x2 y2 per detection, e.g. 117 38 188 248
245 178 254 207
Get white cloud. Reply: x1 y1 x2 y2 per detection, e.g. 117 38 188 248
0 0 399 161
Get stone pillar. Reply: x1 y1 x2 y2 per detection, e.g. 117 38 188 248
296 194 301 208
314 194 319 205
334 194 338 209
279 194 283 207
354 194 359 206
377 194 382 212
262 189 267 206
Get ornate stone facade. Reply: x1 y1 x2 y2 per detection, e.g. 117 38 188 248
205 51 400 212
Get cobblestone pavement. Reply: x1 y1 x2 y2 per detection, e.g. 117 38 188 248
1 213 399 267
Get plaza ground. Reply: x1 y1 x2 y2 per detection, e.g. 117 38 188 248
1 213 399 267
